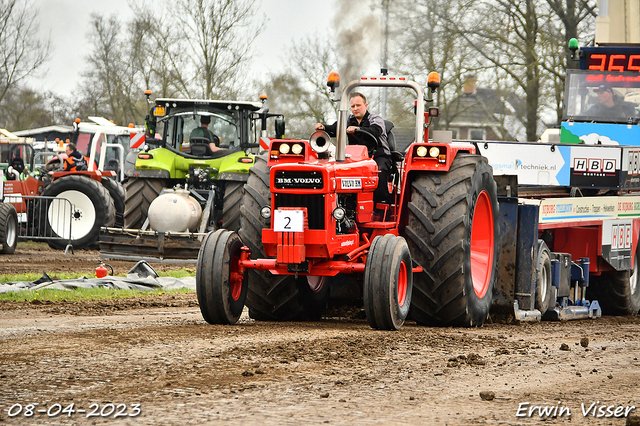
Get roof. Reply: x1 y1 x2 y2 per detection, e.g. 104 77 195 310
155 98 263 111
13 125 73 136
446 88 527 141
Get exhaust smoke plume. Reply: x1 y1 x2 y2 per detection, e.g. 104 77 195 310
333 0 381 85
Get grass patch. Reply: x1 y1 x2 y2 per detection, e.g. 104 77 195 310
0 287 194 302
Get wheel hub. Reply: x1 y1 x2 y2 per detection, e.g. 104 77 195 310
470 190 494 299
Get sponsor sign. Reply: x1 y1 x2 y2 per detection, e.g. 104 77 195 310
601 220 634 271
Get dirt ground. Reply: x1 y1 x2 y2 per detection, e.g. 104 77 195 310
1 247 640 425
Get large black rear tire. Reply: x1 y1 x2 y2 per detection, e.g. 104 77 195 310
364 234 413 330
123 178 166 228
0 203 18 254
196 229 248 324
222 181 243 231
40 175 116 250
238 154 327 320
404 153 499 326
101 177 125 227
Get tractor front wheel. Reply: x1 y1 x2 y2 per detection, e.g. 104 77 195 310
197 229 248 324
364 234 413 330
404 153 499 327
0 203 18 254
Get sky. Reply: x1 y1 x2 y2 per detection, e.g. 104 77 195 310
31 0 341 97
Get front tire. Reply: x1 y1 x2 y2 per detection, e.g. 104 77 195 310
0 203 18 254
364 234 413 330
40 175 116 250
123 178 166 228
404 153 499 326
196 229 248 324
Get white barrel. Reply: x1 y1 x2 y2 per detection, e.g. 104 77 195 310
148 188 202 232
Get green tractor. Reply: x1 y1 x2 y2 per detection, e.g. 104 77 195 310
99 96 284 261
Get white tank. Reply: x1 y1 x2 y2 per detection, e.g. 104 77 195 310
147 188 202 232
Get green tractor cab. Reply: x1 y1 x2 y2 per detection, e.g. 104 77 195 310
101 97 284 262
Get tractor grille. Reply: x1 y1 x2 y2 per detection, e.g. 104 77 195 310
274 193 325 230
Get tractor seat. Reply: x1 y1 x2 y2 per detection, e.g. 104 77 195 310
384 120 404 162
10 157 25 173
189 143 214 157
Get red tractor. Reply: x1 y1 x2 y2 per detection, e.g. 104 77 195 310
196 74 499 330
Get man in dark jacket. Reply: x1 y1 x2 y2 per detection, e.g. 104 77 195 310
315 92 393 208
63 143 88 171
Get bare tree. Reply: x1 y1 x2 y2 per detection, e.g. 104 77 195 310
0 0 50 107
168 0 265 99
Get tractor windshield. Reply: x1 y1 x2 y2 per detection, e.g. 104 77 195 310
165 110 241 150
563 70 640 124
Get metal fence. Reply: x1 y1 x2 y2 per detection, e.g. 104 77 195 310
3 194 74 253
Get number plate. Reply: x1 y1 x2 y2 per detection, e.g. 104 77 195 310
273 209 304 232
153 106 165 116
341 178 362 189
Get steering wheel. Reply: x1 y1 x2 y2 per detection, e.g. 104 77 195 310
45 155 63 171
348 128 378 157
190 135 220 147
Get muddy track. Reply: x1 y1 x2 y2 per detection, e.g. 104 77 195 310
0 246 639 425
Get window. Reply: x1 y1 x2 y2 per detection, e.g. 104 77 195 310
469 128 484 140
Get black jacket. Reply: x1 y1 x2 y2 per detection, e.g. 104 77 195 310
323 111 390 157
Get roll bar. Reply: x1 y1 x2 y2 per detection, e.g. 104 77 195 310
336 77 425 162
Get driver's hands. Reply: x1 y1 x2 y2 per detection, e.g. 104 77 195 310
346 126 358 134
315 123 324 131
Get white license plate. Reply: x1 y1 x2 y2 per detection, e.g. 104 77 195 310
273 209 304 232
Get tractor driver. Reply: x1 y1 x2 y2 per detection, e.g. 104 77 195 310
315 92 393 210
190 115 225 153
63 143 89 171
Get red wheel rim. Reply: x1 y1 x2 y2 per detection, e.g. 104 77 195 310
230 254 243 301
470 190 494 298
397 261 408 307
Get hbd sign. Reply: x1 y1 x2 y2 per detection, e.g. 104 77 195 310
573 158 616 174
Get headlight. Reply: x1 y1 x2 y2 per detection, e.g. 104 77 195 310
332 207 346 221
291 143 303 155
260 206 272 219
279 143 290 154
416 146 428 157
429 147 440 158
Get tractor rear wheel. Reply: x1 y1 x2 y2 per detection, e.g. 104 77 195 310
404 153 498 326
123 178 166 228
238 154 327 320
40 175 116 250
0 203 18 254
222 180 244 231
364 234 413 330
589 247 640 315
196 229 248 324
101 177 125 227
